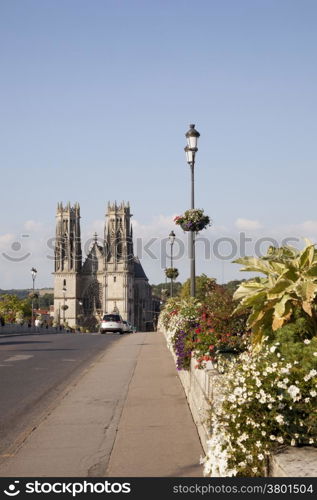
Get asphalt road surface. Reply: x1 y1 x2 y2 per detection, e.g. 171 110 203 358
0 330 122 457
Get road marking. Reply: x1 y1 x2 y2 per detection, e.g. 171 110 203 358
4 354 34 362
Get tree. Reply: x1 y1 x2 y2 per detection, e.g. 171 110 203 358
180 274 216 301
40 293 54 308
0 294 31 323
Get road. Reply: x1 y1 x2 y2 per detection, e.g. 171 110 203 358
0 330 121 457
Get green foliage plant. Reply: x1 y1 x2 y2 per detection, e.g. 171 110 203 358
233 241 317 345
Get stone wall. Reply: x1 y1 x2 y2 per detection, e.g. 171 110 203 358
161 326 317 477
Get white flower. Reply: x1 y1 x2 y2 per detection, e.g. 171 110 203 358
258 454 264 461
261 431 266 436
277 436 284 443
304 370 317 381
287 385 301 401
313 352 317 357
256 441 261 448
304 339 311 344
270 435 276 441
252 467 258 473
275 414 284 425
309 438 314 444
310 390 316 397
270 346 277 353
291 439 296 446
234 387 243 396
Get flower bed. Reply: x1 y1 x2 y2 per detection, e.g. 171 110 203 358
202 337 317 477
159 285 317 477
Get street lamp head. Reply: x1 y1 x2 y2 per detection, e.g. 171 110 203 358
62 286 67 294
185 124 200 150
31 267 37 279
169 230 176 244
184 145 196 164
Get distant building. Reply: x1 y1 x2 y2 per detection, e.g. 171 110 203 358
53 201 156 330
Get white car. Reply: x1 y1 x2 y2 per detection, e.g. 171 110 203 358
100 314 124 334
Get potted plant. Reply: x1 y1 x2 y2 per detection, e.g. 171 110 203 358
165 268 179 279
174 209 211 232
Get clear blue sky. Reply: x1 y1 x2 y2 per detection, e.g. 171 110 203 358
1 0 317 287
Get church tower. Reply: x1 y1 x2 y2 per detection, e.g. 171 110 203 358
54 202 82 326
104 201 134 323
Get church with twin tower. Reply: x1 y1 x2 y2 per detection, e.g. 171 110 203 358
53 201 155 331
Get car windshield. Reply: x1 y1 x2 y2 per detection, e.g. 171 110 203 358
103 314 121 322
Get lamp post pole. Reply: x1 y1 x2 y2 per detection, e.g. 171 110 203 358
185 124 200 297
31 268 37 326
169 230 175 297
62 286 66 326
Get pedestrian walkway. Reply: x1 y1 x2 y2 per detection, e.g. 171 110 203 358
0 332 203 477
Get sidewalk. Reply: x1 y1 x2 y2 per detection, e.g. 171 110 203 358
0 331 203 477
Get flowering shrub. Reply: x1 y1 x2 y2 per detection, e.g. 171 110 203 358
172 329 193 370
202 334 317 477
174 209 211 232
192 322 249 369
191 287 250 368
158 297 200 354
159 290 249 369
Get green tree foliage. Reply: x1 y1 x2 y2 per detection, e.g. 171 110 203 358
0 294 32 323
180 274 214 301
40 293 54 308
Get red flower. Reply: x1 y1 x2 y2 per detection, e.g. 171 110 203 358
209 345 215 351
195 328 201 334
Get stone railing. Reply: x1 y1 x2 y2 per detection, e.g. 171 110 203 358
161 326 317 477
0 323 66 335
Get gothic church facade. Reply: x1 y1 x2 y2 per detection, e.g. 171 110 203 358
54 201 154 331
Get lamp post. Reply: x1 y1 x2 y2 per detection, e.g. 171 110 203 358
62 286 67 326
31 267 37 326
169 230 176 297
185 124 200 297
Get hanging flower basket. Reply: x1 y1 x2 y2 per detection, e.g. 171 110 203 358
174 209 211 232
165 267 179 279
